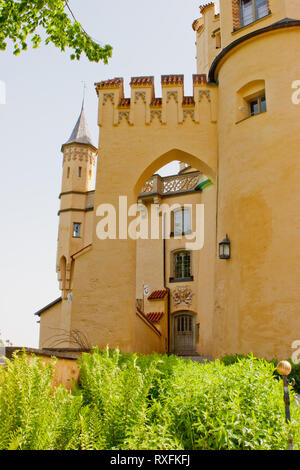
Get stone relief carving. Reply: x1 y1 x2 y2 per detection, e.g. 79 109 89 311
150 110 162 123
118 111 130 124
199 90 211 102
172 287 194 306
183 109 195 122
134 91 146 103
166 91 179 103
103 93 115 105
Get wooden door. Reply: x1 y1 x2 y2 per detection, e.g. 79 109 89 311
173 313 195 354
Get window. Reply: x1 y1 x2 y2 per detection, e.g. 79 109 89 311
73 223 81 238
177 315 192 333
240 0 268 27
173 208 192 236
248 94 266 116
67 167 70 178
170 251 193 282
78 167 82 177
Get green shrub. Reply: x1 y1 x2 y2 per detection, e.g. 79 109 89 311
0 350 81 450
221 354 300 394
0 349 299 450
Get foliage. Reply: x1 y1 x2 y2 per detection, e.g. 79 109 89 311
0 1 112 63
221 354 300 394
0 350 81 449
0 349 299 450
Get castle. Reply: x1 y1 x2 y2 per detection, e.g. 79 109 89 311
35 0 300 360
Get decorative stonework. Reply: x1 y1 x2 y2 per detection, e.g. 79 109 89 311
166 91 179 103
142 178 154 193
163 174 199 194
172 287 194 306
183 109 195 122
150 110 162 123
199 90 211 102
63 147 96 165
134 91 146 103
140 172 200 196
103 93 115 105
118 111 130 124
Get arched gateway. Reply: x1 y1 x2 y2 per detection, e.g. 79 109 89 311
66 75 218 355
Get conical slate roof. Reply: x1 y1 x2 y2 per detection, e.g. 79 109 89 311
64 101 95 147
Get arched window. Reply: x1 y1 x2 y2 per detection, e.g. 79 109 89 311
170 250 193 282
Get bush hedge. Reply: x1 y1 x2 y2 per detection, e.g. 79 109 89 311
221 354 300 394
0 349 299 450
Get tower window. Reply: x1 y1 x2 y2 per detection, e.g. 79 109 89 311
248 93 266 116
73 223 81 238
170 251 193 282
78 167 82 177
240 0 268 27
67 167 70 178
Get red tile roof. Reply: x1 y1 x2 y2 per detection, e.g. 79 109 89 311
130 76 154 86
146 312 164 323
193 74 207 85
118 98 131 108
182 96 195 106
161 75 184 86
95 77 123 89
150 98 162 107
136 307 161 335
148 289 168 300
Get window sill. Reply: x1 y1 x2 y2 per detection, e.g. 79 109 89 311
235 110 266 125
170 231 193 237
169 277 194 283
232 12 272 35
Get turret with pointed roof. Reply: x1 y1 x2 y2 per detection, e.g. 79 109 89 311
57 101 98 300
62 101 97 150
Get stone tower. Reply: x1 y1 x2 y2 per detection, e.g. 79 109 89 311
57 102 97 301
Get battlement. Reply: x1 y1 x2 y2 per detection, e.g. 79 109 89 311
95 74 216 127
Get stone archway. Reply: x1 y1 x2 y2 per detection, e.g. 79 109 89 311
134 148 216 198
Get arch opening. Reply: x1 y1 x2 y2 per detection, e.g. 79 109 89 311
134 148 216 198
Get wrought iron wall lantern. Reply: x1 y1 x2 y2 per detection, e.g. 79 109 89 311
219 234 231 259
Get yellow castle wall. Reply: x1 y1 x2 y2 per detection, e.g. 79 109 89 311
214 26 300 359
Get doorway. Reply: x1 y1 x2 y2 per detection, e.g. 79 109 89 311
172 313 195 355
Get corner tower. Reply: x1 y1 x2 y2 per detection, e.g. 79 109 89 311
57 102 98 300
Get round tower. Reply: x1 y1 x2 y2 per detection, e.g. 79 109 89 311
212 1 300 359
57 102 98 299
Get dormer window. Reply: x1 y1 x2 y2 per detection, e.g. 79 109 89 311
240 0 268 27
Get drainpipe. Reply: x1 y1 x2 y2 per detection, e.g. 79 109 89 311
163 214 171 355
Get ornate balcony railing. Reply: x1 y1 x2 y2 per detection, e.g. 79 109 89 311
85 171 205 210
140 171 202 198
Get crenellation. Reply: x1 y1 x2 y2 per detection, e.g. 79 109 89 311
96 75 215 127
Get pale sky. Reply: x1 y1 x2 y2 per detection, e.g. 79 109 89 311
0 0 219 347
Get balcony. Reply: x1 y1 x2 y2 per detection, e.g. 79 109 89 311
139 171 203 199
